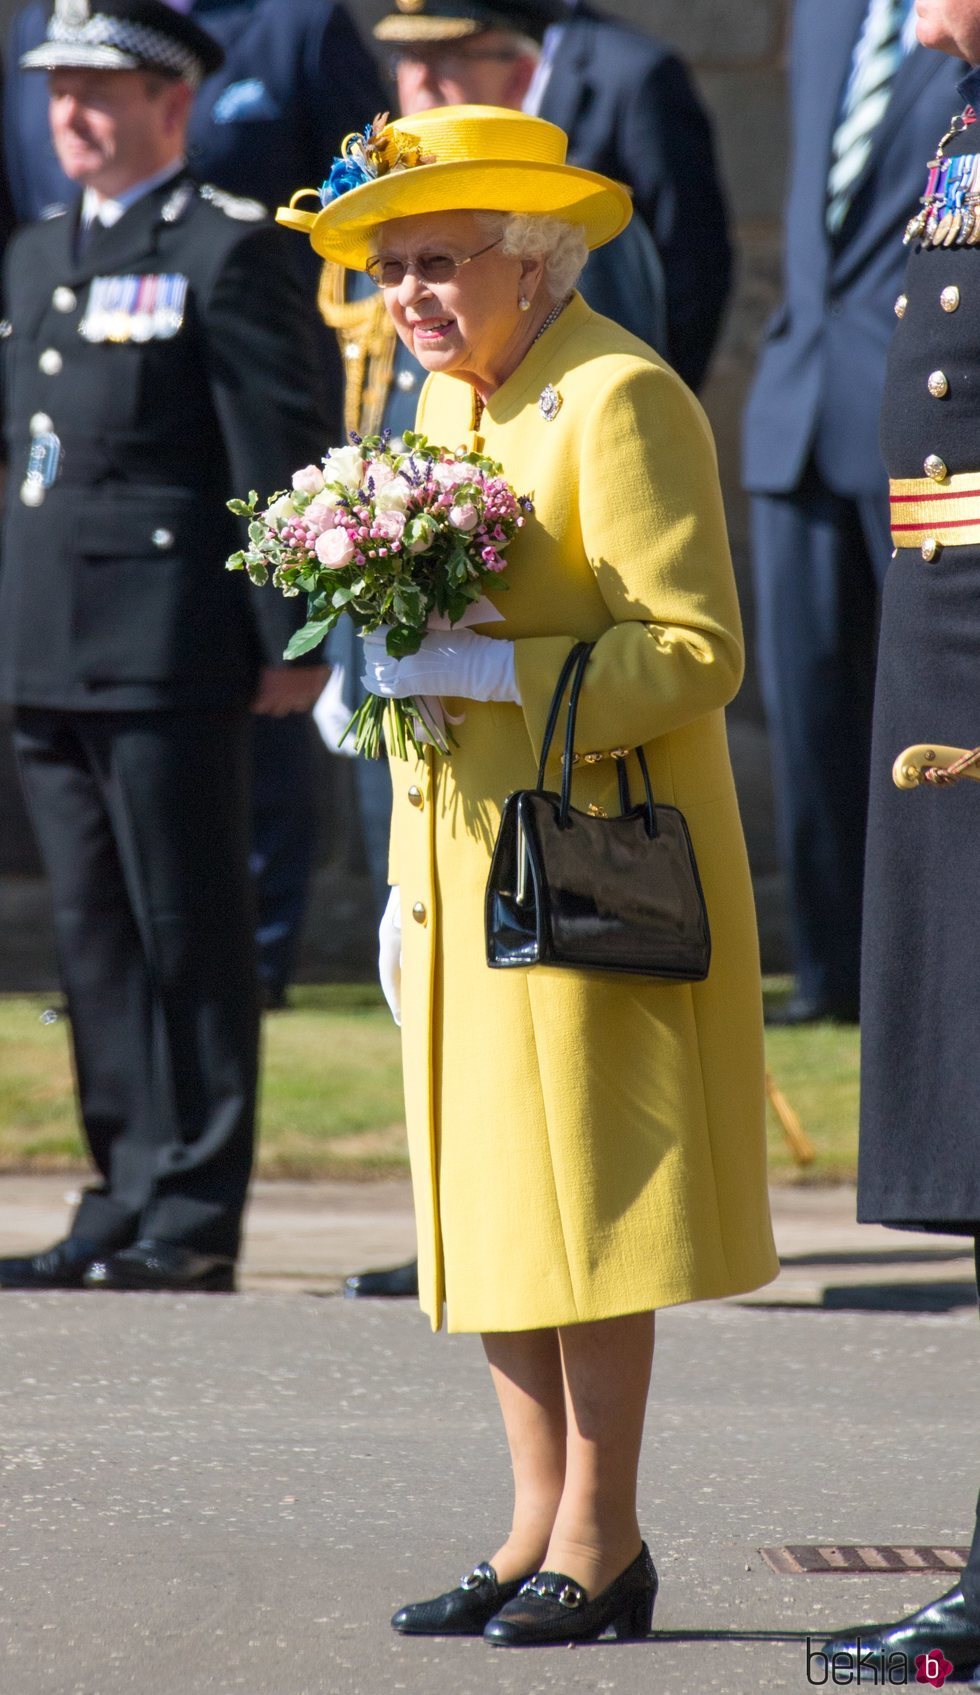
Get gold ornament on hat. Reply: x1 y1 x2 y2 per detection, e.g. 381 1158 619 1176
396 0 427 9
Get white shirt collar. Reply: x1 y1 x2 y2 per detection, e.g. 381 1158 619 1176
81 157 186 231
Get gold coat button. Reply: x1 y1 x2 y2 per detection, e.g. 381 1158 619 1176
927 370 949 398
941 286 960 312
921 537 941 562
407 785 423 809
924 454 948 481
411 901 427 925
894 293 908 318
38 348 63 375
52 286 77 313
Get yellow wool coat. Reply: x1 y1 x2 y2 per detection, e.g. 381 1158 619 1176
388 293 777 1333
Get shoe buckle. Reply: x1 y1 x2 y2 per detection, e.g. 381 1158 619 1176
523 1576 583 1609
459 1566 489 1591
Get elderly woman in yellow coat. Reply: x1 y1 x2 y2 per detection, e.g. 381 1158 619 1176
281 105 777 1648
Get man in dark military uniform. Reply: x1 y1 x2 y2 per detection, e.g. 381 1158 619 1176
3 0 388 1010
823 0 980 1678
0 0 329 1293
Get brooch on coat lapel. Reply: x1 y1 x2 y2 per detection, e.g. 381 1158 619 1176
539 384 563 421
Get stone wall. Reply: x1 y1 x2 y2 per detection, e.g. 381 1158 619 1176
0 0 794 984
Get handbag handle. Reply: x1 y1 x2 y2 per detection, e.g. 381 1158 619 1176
533 642 658 837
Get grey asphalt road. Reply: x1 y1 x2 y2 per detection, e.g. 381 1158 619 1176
1 1288 977 1695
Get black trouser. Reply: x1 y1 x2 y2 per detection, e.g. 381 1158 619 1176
750 468 890 1012
14 707 258 1258
967 1239 980 1615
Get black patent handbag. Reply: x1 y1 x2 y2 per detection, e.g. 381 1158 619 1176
485 642 711 979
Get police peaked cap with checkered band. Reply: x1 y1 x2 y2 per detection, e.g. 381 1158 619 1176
374 0 566 48
20 0 224 90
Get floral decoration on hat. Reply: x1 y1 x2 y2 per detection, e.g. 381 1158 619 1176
320 113 435 207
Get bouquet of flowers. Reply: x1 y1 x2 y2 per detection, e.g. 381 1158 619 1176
226 431 531 758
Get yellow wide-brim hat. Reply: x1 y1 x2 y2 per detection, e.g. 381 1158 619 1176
276 105 633 270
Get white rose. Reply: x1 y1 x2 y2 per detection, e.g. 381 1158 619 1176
264 492 300 525
322 444 366 492
374 475 412 514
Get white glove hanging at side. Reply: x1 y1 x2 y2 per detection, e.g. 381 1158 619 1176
378 885 402 1027
362 628 521 705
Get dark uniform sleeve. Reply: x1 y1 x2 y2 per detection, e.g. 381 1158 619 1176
622 53 733 392
202 221 331 668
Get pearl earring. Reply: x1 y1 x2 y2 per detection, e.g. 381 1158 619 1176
518 295 531 312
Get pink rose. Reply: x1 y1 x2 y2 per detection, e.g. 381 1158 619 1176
292 464 326 496
315 526 356 568
374 509 406 542
449 502 479 532
303 502 339 539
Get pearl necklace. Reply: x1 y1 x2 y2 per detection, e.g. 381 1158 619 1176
531 292 574 347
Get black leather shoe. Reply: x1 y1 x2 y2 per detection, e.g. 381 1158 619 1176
344 1259 418 1299
392 1561 531 1636
0 1237 101 1290
765 995 860 1027
820 1585 980 1681
484 1543 658 1647
84 1241 236 1292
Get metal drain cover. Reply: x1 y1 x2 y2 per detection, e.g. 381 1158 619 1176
760 1545 969 1574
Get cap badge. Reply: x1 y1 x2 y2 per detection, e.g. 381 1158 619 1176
396 0 428 12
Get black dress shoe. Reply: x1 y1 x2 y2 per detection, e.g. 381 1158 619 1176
0 1237 101 1290
765 995 860 1028
820 1585 980 1680
344 1259 418 1299
391 1561 531 1636
484 1543 658 1647
84 1240 236 1292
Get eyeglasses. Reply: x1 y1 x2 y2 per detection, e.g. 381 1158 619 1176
365 237 502 290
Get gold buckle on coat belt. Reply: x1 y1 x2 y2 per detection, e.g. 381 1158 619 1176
890 472 980 548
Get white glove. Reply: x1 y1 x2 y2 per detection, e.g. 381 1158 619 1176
312 664 357 758
378 885 402 1027
361 628 520 704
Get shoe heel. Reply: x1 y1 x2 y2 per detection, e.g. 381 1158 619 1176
202 1266 236 1293
612 1588 655 1641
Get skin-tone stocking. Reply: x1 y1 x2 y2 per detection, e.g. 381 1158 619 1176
482 1310 656 1597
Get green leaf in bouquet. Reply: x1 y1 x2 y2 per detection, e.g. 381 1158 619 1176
226 551 246 571
283 619 330 661
331 585 356 607
392 583 425 625
227 498 256 518
248 520 267 545
386 624 423 659
246 561 270 586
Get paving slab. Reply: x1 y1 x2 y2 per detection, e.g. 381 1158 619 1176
0 1291 977 1695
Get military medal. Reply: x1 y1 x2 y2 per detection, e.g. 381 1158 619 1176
154 273 188 339
79 273 188 342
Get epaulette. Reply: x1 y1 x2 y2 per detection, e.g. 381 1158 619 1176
198 184 267 222
40 203 68 220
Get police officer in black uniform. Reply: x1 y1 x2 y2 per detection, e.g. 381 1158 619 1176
822 0 980 1677
0 0 329 1293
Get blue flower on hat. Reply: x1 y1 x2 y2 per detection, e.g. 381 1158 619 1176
320 153 372 205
